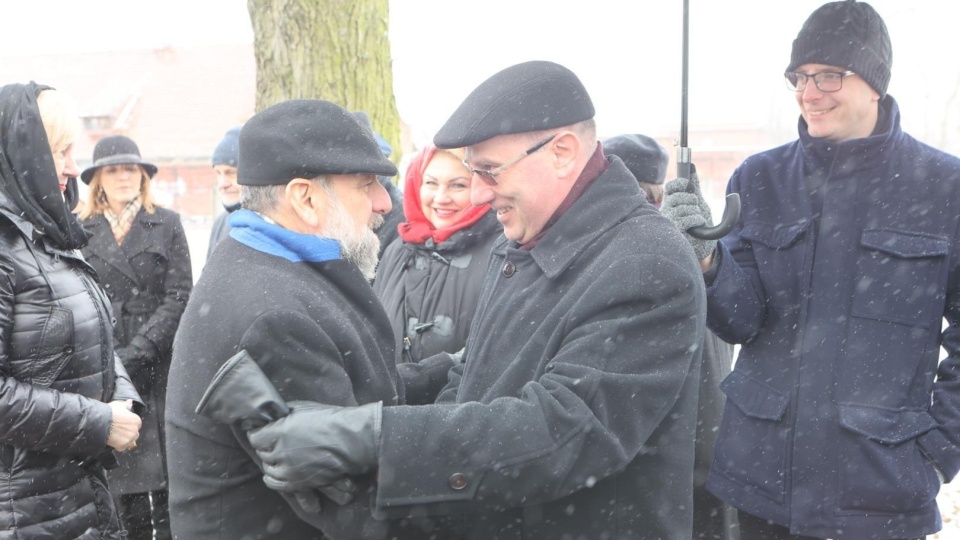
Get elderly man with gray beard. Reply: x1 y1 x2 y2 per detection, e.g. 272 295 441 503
164 99 451 540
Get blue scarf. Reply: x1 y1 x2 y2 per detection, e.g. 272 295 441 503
228 209 341 263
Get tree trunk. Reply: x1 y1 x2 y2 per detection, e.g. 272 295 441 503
247 0 400 163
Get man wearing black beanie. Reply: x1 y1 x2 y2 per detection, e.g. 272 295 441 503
663 2 960 539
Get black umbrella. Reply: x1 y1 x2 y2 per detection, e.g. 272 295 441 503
680 0 741 241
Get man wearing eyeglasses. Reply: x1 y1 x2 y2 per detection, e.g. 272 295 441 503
662 1 960 539
246 60 706 539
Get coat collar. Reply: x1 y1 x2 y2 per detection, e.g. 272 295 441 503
495 159 647 279
83 210 146 283
799 94 903 174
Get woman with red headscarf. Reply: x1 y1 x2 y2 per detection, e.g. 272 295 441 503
374 145 499 364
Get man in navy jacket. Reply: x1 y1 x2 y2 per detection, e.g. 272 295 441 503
662 2 960 539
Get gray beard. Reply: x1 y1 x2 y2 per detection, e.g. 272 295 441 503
320 199 383 281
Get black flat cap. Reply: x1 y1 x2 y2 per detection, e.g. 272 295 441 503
238 99 397 186
81 135 158 184
602 134 669 185
434 60 595 149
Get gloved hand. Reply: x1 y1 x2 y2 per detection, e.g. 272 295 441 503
116 336 159 392
661 171 718 261
248 401 382 493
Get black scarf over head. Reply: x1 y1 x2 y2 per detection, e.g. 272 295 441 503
0 82 88 250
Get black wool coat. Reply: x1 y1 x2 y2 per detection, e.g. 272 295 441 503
375 160 706 539
374 210 500 363
81 207 192 495
166 236 423 540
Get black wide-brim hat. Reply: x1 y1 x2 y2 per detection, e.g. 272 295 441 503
81 134 158 184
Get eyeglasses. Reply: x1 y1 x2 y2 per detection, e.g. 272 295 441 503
784 70 855 93
463 134 557 186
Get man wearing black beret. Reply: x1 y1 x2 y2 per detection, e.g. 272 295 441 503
248 61 707 538
165 99 456 539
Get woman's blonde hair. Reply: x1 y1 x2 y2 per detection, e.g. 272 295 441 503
36 89 80 157
78 165 156 219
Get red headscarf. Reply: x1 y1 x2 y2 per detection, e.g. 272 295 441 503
397 145 491 245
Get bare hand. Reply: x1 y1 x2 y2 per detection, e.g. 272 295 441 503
107 399 141 452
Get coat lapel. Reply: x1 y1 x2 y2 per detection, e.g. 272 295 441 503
85 214 140 284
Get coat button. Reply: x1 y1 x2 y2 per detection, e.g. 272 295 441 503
449 473 469 490
131 288 140 296
62 345 74 354
501 261 516 277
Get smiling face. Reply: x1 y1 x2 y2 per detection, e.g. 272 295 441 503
214 164 241 206
419 151 473 229
466 133 566 244
795 63 880 142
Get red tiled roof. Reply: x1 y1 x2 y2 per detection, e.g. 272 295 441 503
1 43 255 167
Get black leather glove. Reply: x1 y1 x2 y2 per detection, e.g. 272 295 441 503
247 401 381 493
195 350 358 513
116 340 159 394
662 171 718 261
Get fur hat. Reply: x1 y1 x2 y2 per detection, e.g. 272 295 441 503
603 134 669 185
81 135 157 184
786 0 892 96
434 60 595 148
238 99 397 186
212 126 241 167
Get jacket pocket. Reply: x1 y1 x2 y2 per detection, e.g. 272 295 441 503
852 228 949 327
836 404 940 514
739 220 810 311
15 307 75 387
712 370 791 503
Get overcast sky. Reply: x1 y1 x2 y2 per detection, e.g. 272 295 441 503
3 1 959 150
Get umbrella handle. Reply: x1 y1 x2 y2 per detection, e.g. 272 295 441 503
688 193 741 240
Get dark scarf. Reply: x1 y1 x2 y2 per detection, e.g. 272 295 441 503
0 82 88 250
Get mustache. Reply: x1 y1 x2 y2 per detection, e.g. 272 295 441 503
368 213 384 230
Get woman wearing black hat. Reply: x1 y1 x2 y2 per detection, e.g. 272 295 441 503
0 82 143 538
78 135 192 540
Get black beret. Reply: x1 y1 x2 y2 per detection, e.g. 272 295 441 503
81 135 158 184
238 99 397 186
434 60 595 149
602 134 669 185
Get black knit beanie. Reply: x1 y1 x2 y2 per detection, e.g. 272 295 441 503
787 0 892 97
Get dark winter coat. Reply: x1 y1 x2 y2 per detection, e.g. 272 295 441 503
0 193 143 539
375 175 404 262
374 159 706 539
80 207 192 495
166 231 406 540
705 96 960 539
374 210 499 363
205 206 235 262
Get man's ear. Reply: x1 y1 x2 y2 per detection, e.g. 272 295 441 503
550 131 581 178
286 178 326 230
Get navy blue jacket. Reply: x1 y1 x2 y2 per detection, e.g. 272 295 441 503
705 96 960 539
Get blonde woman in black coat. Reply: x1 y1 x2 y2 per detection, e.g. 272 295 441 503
79 136 192 540
0 83 142 539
